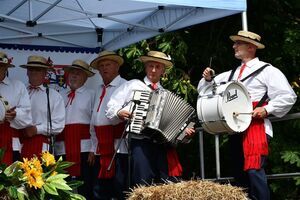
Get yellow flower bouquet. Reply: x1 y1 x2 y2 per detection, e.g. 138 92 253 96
0 150 85 200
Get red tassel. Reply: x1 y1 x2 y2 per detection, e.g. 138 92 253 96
0 122 17 165
95 123 125 179
167 147 183 177
243 102 268 171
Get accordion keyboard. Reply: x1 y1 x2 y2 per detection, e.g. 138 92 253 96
126 90 151 134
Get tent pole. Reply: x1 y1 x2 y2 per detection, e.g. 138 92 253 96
242 11 248 31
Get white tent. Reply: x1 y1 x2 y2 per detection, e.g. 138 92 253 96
0 0 246 52
0 0 246 87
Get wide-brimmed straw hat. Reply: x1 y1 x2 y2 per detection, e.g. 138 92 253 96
139 51 173 68
0 52 15 68
90 51 124 69
230 30 265 49
20 55 53 69
64 59 95 77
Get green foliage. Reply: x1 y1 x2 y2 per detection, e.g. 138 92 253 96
119 32 197 104
0 150 84 200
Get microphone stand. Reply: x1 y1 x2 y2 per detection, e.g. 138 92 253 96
107 100 139 189
45 84 55 154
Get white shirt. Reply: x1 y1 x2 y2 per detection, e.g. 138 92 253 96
27 84 65 151
90 75 127 154
106 77 163 141
197 57 297 137
0 76 32 151
55 85 95 155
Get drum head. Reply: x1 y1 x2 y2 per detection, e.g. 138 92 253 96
221 82 252 133
197 81 252 134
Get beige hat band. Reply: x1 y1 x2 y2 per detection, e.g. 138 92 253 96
72 64 88 70
27 61 50 67
71 64 93 73
144 55 170 62
237 34 261 43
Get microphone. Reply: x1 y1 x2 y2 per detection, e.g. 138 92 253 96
43 83 49 95
43 83 49 88
132 100 141 105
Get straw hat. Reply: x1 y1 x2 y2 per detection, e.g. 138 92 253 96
20 55 53 69
0 52 15 68
90 51 124 69
64 59 95 77
139 51 173 68
230 30 265 49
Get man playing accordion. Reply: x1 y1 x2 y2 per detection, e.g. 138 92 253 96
106 50 195 187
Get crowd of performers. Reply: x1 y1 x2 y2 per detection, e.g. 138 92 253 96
0 30 297 200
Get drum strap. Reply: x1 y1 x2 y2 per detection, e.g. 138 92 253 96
228 64 270 107
240 64 270 108
228 64 270 82
240 64 270 82
227 66 238 82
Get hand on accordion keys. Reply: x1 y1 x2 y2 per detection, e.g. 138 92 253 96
117 109 133 121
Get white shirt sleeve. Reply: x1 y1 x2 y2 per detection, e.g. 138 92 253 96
10 82 32 129
263 67 297 117
106 81 132 121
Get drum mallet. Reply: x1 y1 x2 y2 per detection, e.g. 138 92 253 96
233 112 253 117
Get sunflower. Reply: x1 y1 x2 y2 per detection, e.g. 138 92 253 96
41 151 56 167
23 168 44 189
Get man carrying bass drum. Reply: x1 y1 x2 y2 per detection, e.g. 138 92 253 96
197 30 297 200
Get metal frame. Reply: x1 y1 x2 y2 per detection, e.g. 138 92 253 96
198 112 300 181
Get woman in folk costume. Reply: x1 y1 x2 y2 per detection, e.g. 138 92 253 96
0 52 32 165
55 59 95 199
20 55 65 159
89 51 128 200
198 30 297 200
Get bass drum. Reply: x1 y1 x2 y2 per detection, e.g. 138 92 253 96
0 95 10 122
197 81 252 134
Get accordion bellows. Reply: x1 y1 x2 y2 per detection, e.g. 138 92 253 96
128 89 195 144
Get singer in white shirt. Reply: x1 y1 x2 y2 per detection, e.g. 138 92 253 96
0 51 32 165
19 55 65 159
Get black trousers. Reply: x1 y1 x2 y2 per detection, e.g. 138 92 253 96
229 134 270 200
130 138 169 186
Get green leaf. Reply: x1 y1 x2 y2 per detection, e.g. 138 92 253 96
17 192 25 200
4 161 21 177
50 181 72 191
43 183 59 195
70 193 86 200
46 173 69 182
67 180 84 189
56 161 74 170
17 186 28 199
8 186 18 198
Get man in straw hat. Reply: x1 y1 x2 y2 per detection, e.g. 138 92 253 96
106 50 195 187
19 55 65 160
198 30 297 200
89 51 127 200
0 51 32 165
55 59 95 199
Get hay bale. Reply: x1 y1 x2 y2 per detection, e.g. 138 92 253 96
127 180 248 200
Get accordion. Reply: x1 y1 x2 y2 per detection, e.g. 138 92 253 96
127 89 195 144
